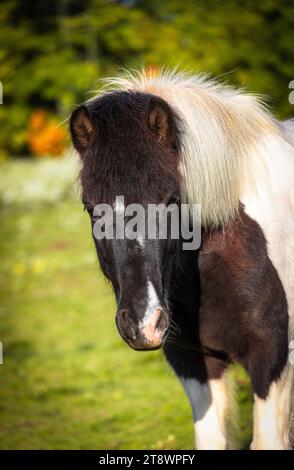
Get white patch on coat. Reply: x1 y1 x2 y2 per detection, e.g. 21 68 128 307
241 131 294 449
241 132 294 337
136 233 144 248
251 367 294 449
180 377 227 450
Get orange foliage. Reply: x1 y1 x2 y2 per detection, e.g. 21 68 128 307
28 110 67 157
145 65 160 78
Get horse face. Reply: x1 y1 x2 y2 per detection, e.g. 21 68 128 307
89 196 180 350
70 91 181 351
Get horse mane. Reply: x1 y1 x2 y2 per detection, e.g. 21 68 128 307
95 68 280 227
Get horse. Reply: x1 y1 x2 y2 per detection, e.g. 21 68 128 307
70 69 294 450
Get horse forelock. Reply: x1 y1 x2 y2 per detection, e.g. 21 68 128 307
80 90 181 206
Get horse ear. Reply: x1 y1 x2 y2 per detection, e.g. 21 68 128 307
148 97 173 145
70 105 93 153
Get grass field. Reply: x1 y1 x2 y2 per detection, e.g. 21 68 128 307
0 159 253 449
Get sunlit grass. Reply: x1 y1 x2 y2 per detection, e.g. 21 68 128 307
0 160 252 449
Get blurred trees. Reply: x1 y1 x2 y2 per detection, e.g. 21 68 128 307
0 0 293 156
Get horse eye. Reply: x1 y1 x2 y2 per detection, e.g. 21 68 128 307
83 202 93 215
167 194 180 206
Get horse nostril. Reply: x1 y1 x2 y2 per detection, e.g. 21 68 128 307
117 309 137 340
154 308 163 329
154 308 168 332
119 309 128 323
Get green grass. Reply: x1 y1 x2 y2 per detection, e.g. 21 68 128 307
0 161 253 449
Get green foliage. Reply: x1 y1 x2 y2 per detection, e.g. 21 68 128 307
0 0 293 154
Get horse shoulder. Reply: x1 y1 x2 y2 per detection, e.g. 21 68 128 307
197 208 288 369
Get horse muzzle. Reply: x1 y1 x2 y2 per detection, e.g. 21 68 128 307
116 307 169 351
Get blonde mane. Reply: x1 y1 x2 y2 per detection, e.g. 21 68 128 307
100 69 279 227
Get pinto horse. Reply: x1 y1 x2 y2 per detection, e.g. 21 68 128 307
70 70 294 450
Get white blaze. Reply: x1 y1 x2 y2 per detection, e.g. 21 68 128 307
139 280 161 329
